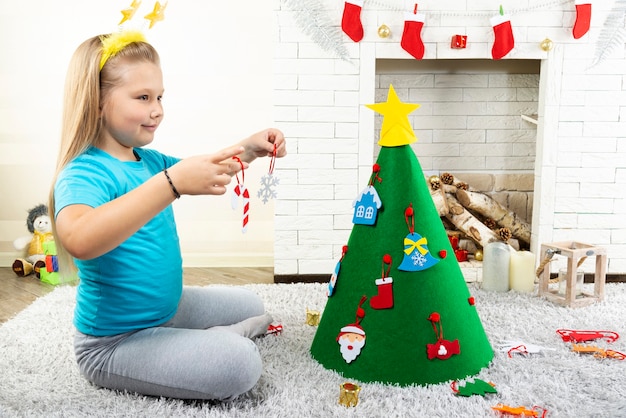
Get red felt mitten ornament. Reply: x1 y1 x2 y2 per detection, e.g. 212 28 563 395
573 0 591 39
490 12 514 60
401 4 426 60
342 0 364 42
426 312 461 360
370 254 394 310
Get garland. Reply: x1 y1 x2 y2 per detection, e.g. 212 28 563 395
284 0 625 67
364 0 572 15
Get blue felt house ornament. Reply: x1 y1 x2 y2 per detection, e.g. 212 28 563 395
352 185 382 225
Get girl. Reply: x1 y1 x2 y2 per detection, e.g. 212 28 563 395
49 31 286 400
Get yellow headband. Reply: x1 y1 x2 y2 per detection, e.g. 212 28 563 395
99 30 147 71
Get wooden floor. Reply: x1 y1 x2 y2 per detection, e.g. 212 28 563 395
0 266 274 325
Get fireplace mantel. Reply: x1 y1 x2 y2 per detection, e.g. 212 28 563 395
272 2 625 276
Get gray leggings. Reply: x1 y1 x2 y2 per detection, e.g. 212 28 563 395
74 286 265 400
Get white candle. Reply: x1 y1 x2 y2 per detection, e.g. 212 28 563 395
509 250 536 293
481 242 511 292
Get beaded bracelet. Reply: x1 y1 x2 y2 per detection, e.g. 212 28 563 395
163 168 180 199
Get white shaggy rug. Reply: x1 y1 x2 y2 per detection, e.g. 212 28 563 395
1 282 626 418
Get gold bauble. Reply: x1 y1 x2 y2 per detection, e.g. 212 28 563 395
474 249 484 261
377 24 391 38
540 38 553 51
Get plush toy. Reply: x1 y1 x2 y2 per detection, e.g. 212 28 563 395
12 204 53 278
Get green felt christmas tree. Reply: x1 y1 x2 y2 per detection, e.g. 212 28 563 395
454 379 498 397
310 85 494 386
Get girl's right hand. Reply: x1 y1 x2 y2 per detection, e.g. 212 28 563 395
167 145 247 196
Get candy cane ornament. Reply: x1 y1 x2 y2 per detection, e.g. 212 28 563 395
231 156 249 233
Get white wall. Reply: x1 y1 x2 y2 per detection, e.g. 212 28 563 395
273 0 626 276
373 60 540 173
3 1 625 276
0 1 277 267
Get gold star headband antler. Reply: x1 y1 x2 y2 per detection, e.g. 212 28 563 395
144 1 168 29
119 0 142 25
99 1 168 71
118 0 168 28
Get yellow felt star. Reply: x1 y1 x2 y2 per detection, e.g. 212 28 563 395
366 84 420 147
119 0 142 25
144 1 167 29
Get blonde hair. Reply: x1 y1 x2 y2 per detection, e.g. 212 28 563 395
49 33 160 276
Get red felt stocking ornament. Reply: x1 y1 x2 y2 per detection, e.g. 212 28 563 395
401 4 425 60
370 254 394 310
573 0 591 39
342 0 364 43
490 13 514 60
370 278 394 309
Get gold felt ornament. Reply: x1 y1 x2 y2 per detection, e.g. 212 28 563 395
306 308 320 326
339 382 361 407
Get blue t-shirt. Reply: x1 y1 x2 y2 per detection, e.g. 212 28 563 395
54 147 182 336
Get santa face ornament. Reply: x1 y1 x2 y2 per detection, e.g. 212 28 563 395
337 324 366 363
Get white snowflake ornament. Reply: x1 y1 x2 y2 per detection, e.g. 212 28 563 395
258 173 279 204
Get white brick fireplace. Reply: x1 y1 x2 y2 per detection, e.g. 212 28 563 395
272 1 626 278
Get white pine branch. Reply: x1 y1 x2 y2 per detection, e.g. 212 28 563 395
284 0 351 61
590 0 626 68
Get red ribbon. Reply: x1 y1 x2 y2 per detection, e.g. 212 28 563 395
268 143 277 175
404 203 415 234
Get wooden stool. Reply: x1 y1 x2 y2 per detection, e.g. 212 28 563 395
537 241 606 308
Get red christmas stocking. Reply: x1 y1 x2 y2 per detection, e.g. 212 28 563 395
490 14 514 60
342 0 364 43
401 11 425 60
573 1 591 39
370 277 394 309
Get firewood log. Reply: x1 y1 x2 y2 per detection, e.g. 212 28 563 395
430 186 449 216
444 194 502 249
455 189 531 245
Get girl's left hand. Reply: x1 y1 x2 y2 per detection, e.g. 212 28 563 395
240 128 286 162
